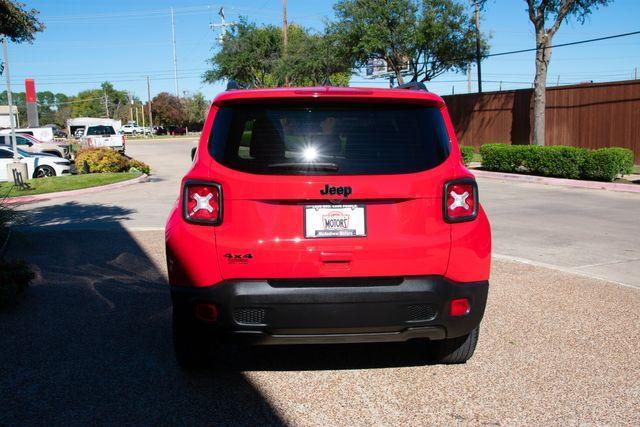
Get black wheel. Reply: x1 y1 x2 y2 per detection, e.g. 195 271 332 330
34 165 56 178
429 327 479 364
172 308 211 369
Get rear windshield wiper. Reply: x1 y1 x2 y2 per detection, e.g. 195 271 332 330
267 162 339 171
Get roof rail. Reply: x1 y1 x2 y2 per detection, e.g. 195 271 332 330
226 80 242 91
395 81 428 92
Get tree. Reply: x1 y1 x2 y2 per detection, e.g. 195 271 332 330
183 92 209 130
329 0 485 84
70 82 129 120
0 0 44 43
204 19 282 88
151 92 186 127
525 0 613 146
0 90 25 124
204 18 352 88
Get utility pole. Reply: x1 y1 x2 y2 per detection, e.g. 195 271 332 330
135 104 139 125
556 75 560 86
103 91 110 118
147 76 153 132
210 7 236 45
467 63 472 93
473 0 483 93
2 36 18 161
282 0 289 86
635 66 638 80
171 7 179 97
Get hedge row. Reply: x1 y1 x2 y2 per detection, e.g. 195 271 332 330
460 146 475 166
76 148 151 175
479 144 633 182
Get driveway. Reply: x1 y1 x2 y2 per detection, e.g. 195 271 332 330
2 139 639 424
16 139 640 288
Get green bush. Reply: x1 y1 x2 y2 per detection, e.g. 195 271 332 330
460 146 475 166
75 148 151 175
480 144 531 173
76 148 129 173
527 146 588 179
0 260 34 307
479 144 634 182
128 159 151 175
581 147 634 182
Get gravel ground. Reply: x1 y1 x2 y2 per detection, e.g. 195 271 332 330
1 229 638 425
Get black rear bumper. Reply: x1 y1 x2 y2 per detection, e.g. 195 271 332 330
171 276 488 345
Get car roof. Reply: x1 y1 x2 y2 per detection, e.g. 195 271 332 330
213 86 445 107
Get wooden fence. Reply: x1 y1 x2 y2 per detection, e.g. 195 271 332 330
442 79 640 162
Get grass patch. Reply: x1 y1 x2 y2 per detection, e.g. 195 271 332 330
633 165 640 174
0 172 141 198
471 153 482 163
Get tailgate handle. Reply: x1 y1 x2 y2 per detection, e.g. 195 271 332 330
320 252 353 263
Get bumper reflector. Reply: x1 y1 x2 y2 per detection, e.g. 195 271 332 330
450 298 470 317
195 303 218 322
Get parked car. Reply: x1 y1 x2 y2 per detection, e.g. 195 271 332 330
153 126 167 136
0 133 70 158
167 125 186 135
0 126 54 142
80 125 125 153
120 124 150 135
0 146 71 181
165 84 492 369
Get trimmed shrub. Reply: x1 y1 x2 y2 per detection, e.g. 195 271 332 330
128 159 151 175
479 144 634 182
76 148 129 173
527 146 588 179
480 144 531 173
75 148 151 175
581 147 634 182
460 146 475 166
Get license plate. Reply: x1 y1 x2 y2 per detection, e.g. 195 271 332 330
304 204 366 238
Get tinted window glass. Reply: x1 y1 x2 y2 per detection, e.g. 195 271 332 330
86 126 116 136
16 136 30 146
0 149 12 159
209 104 450 175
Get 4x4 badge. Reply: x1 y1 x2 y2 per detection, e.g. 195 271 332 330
320 184 352 197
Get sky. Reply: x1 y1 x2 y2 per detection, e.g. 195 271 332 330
4 0 640 101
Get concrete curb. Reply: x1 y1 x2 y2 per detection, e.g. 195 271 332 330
472 169 640 194
4 174 150 205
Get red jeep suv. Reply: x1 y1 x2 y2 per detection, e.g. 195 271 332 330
165 84 491 368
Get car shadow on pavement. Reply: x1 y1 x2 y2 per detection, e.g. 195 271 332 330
0 203 283 425
218 341 434 372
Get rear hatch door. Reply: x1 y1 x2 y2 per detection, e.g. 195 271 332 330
209 101 453 279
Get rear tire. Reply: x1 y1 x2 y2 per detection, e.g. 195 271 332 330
172 309 211 369
429 327 479 364
34 165 56 178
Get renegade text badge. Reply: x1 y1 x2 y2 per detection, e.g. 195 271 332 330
320 184 352 197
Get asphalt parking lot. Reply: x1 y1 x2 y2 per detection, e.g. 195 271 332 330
2 139 639 424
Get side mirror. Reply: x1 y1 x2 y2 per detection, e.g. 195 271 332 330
191 147 197 161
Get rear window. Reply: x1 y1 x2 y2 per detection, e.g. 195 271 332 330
209 103 450 175
86 126 116 136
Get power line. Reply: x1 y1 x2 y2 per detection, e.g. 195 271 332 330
356 29 640 69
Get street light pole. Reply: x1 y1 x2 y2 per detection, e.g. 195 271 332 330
2 36 18 160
